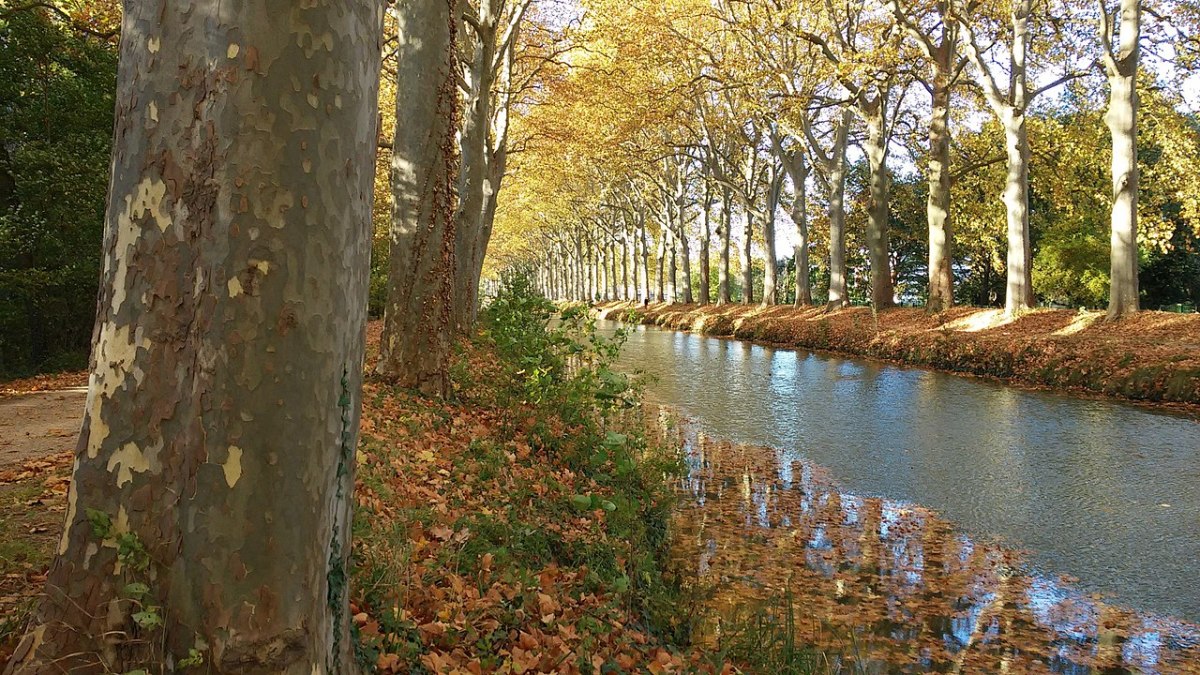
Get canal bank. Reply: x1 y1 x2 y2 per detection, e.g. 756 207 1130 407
596 302 1200 408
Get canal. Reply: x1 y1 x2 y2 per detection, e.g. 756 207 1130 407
600 320 1200 626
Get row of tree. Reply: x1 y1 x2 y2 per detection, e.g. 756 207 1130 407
490 0 1200 319
1 0 547 669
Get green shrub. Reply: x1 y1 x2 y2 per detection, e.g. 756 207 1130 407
0 11 117 376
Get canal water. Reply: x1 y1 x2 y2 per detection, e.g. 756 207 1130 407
599 320 1200 627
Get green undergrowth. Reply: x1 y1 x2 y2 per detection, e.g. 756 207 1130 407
351 275 692 672
350 276 840 673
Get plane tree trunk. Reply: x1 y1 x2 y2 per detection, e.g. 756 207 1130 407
376 0 459 397
960 0 1040 315
717 188 732 305
9 3 382 672
776 139 813 307
926 64 955 312
827 117 850 309
861 98 895 309
1103 0 1141 319
741 212 754 304
699 184 713 305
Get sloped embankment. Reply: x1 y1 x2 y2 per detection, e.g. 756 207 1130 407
596 302 1200 407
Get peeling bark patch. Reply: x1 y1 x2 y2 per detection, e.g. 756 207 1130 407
228 277 244 297
107 442 152 487
86 323 151 458
227 43 240 59
57 457 82 554
111 178 170 314
222 445 243 488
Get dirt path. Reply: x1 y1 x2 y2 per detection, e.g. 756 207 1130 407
0 389 86 469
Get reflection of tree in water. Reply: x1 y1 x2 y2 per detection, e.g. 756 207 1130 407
667 424 1200 673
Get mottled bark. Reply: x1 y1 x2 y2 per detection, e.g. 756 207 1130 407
862 101 895 309
573 236 584 300
678 219 693 304
598 239 609 301
776 141 812 307
452 18 495 329
655 229 666 302
621 232 630 300
762 166 783 306
9 2 382 673
960 0 1036 315
668 233 678 303
609 238 619 300
887 0 958 312
699 185 713 305
717 188 732 305
1103 0 1140 319
1001 110 1034 314
587 237 597 300
639 213 650 301
827 115 851 309
376 0 459 398
926 70 955 312
631 226 641 301
741 212 754 304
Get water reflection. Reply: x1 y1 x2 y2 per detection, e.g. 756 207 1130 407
602 321 1200 622
666 422 1200 673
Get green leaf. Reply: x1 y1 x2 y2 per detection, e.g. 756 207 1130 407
132 609 162 630
178 648 205 668
602 432 627 449
123 582 150 598
570 494 593 511
85 508 112 539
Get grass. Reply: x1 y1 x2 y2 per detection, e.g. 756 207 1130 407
0 459 71 657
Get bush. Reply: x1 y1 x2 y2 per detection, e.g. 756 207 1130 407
0 10 117 377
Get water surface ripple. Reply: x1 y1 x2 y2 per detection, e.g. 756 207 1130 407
601 321 1200 623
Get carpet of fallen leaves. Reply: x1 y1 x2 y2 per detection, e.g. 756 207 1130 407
0 323 731 674
598 303 1200 408
349 324 732 674
0 451 72 657
658 418 1200 674
0 371 87 397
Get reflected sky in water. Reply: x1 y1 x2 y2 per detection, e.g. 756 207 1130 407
666 422 1200 673
600 321 1200 625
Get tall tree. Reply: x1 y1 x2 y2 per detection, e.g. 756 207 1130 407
9 2 383 673
718 185 734 304
888 0 966 311
795 0 903 309
454 0 535 329
698 177 715 304
762 156 785 305
956 0 1079 315
1100 0 1140 318
376 0 460 397
773 132 814 306
800 108 853 308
